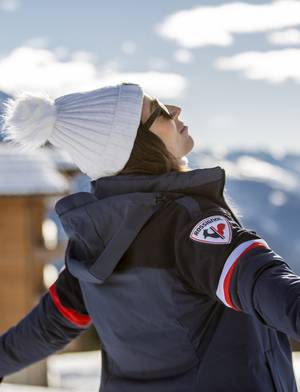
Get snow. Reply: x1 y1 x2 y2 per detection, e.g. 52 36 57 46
189 147 300 193
45 146 78 172
215 156 300 192
235 156 299 191
47 350 101 391
1 384 65 391
292 352 300 389
0 144 69 196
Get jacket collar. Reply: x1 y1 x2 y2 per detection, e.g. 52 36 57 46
91 166 226 202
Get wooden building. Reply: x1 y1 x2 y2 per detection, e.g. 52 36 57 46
0 144 69 385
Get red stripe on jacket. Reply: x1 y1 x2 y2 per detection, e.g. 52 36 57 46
49 283 92 328
222 241 269 311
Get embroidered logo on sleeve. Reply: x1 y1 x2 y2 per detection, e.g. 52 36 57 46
190 215 232 244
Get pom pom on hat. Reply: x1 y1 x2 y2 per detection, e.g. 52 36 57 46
1 92 56 151
0 83 144 179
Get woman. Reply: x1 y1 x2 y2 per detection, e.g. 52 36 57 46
0 82 299 391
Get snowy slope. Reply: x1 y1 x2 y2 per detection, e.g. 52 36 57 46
0 90 12 137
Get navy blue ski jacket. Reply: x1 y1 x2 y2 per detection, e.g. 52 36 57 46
0 166 299 391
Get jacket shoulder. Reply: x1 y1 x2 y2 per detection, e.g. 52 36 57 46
173 194 231 222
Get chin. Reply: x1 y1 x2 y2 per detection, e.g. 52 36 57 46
185 134 195 154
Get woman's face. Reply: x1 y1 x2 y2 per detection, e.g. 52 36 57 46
140 93 194 159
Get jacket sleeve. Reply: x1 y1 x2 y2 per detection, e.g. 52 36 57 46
174 206 300 341
0 240 92 378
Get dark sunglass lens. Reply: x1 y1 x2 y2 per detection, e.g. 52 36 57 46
161 104 173 118
162 110 173 118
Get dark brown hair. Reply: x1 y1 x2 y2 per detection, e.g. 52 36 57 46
112 125 189 176
112 123 244 222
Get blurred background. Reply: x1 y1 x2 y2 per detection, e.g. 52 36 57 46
0 0 300 390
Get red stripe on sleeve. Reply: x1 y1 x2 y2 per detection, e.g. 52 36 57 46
223 242 269 311
49 283 92 328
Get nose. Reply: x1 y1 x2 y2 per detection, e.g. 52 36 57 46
173 106 185 131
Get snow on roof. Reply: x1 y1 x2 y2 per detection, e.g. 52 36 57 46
47 350 101 391
1 384 66 391
0 144 69 196
45 145 78 172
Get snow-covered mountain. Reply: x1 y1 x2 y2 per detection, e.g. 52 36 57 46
188 147 300 274
0 90 12 139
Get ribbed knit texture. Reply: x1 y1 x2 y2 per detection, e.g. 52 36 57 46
48 83 143 179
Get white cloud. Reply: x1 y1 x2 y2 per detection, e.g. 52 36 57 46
23 37 50 48
156 1 300 48
121 41 137 55
266 28 300 45
148 57 169 70
70 50 98 63
173 49 194 64
102 71 187 99
0 46 187 99
53 46 71 61
214 48 300 83
0 0 19 11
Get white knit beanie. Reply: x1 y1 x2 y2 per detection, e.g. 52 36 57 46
0 82 144 180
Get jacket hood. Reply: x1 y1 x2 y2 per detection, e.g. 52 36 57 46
55 166 226 283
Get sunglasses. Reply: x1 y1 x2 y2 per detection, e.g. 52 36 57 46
138 98 175 132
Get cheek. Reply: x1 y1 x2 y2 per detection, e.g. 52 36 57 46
163 126 182 153
154 122 180 152
160 124 177 145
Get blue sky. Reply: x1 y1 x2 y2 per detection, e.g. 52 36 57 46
0 0 300 153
